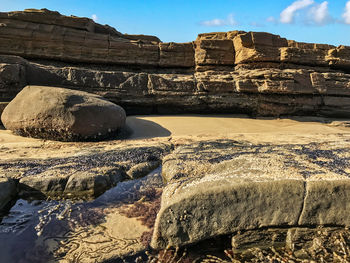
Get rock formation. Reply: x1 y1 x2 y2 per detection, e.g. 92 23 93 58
2 9 350 259
0 9 350 117
1 139 171 199
151 139 350 249
1 85 126 141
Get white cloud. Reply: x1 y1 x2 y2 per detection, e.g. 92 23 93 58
343 1 350 24
266 16 276 23
201 19 226 26
309 1 330 25
280 0 314 23
200 14 237 27
277 0 333 25
91 14 98 22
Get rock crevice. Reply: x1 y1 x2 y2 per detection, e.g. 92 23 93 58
297 181 307 226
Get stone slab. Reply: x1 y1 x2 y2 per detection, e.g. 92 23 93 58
151 138 350 249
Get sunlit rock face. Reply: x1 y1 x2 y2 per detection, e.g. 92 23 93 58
0 9 350 117
151 138 350 249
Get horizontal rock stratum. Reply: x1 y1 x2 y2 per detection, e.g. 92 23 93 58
0 8 350 117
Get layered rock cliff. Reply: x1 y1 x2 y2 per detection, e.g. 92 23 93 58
1 9 350 116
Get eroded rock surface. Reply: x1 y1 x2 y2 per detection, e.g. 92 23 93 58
0 140 171 199
227 227 350 262
0 10 350 117
151 138 350 249
0 9 161 66
1 115 350 259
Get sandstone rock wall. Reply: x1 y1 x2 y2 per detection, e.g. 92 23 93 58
0 9 190 67
1 9 350 117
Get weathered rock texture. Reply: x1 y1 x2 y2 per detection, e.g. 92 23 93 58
151 139 350 249
230 227 350 262
0 9 350 117
1 85 126 141
0 141 171 199
0 9 161 65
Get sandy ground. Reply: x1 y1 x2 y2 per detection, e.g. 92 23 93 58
126 115 350 145
1 115 350 160
126 115 350 138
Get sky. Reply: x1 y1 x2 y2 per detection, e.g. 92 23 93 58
1 0 349 46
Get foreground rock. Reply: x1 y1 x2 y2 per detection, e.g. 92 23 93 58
1 115 350 260
151 138 350 249
0 132 172 199
1 85 126 141
231 227 348 254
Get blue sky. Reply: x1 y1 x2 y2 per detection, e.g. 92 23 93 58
1 0 349 46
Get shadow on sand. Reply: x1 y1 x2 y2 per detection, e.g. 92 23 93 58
125 117 171 139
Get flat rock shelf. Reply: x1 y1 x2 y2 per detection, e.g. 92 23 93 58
151 138 350 249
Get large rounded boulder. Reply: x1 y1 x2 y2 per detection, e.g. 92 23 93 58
1 86 126 141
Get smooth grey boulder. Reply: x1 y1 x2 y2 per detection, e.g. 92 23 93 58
1 86 126 141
